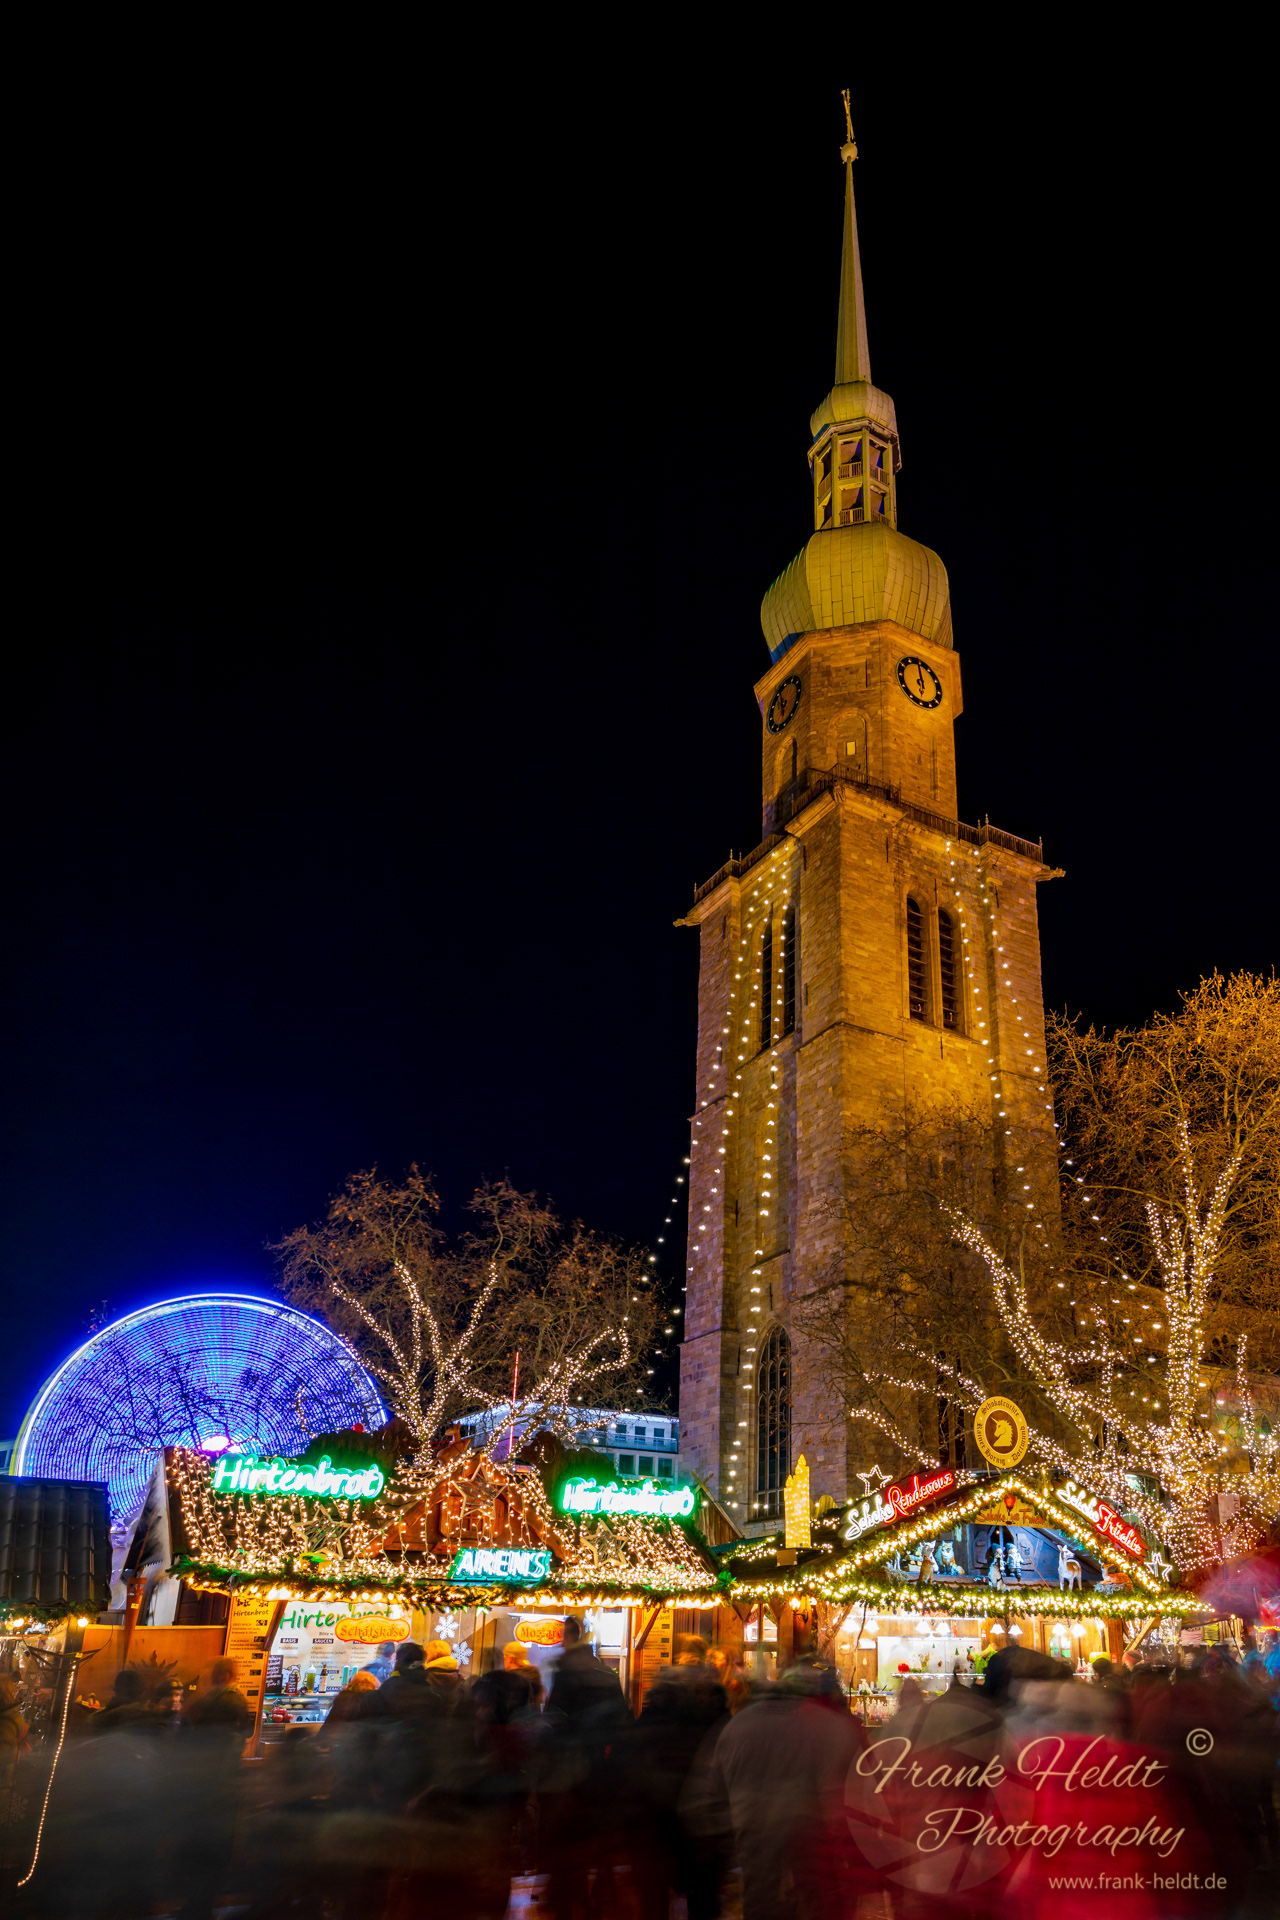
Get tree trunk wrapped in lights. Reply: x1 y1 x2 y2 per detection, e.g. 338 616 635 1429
844 1126 1278 1574
275 1172 663 1459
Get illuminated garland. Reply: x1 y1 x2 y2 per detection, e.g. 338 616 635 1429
943 1130 1280 1573
725 1473 1191 1620
844 1126 1276 1576
689 837 800 1515
170 1442 723 1604
943 837 1056 1181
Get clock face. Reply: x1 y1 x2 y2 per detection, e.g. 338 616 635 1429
766 675 802 733
896 656 943 709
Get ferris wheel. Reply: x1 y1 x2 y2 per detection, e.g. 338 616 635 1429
11 1292 386 1519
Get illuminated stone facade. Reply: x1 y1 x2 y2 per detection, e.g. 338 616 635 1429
678 138 1060 1531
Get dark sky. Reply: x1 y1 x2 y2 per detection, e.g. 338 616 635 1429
4 49 1274 1437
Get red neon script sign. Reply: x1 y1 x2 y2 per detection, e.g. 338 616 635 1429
886 1466 957 1519
1094 1502 1146 1559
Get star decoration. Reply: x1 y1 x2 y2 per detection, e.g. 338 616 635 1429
857 1464 890 1498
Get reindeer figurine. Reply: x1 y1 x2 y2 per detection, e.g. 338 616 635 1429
1058 1542 1083 1592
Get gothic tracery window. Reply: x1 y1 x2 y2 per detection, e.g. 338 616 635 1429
906 896 927 1021
782 906 796 1036
938 908 958 1028
755 1324 791 1520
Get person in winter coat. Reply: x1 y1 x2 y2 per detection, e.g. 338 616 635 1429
365 1639 464 1808
622 1636 729 1920
323 1666 380 1726
690 1660 863 1920
172 1659 253 1920
372 1639 463 1722
541 1616 632 1920
89 1668 153 1737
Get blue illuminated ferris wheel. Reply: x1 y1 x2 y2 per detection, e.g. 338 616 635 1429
12 1293 386 1519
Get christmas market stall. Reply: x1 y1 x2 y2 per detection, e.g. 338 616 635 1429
717 1458 1208 1710
161 1428 725 1732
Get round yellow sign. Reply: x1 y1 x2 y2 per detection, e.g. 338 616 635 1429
973 1395 1029 1469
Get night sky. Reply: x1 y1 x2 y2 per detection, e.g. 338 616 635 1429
4 52 1273 1439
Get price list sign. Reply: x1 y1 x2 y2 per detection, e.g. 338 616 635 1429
224 1592 278 1706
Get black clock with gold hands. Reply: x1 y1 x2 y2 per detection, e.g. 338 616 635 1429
766 675 802 733
896 656 943 709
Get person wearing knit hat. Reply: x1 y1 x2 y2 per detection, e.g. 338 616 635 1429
367 1638 463 1736
503 1638 545 1709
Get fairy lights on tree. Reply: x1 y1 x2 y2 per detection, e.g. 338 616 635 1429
275 1172 661 1459
841 1125 1278 1574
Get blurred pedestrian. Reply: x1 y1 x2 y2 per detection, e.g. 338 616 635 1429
172 1657 252 1919
324 1665 380 1726
540 1615 631 1920
504 1638 545 1710
707 1645 750 1714
697 1659 862 1920
623 1635 729 1920
89 1667 152 1737
366 1639 398 1684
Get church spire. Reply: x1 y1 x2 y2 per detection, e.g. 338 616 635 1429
834 88 871 387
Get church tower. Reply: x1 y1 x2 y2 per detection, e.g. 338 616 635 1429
677 106 1060 1530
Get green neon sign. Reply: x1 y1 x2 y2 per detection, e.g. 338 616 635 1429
559 1476 697 1520
210 1453 385 1499
449 1547 553 1582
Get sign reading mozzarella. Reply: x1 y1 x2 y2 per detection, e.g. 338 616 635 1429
211 1453 385 1499
885 1466 957 1519
559 1477 697 1520
515 1617 565 1646
449 1547 553 1581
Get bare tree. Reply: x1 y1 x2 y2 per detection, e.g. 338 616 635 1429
275 1171 663 1454
799 976 1280 1573
1048 970 1280 1369
796 1099 1052 1472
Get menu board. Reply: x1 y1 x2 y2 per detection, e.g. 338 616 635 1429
224 1592 277 1704
265 1601 405 1726
637 1605 673 1709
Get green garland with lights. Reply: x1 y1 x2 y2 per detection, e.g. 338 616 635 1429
722 1472 1205 1620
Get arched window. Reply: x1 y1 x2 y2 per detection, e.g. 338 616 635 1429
906 896 927 1021
760 919 773 1049
755 1324 791 1520
938 908 958 1028
782 906 796 1036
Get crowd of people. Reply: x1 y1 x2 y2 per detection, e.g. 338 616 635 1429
3 1625 1279 1918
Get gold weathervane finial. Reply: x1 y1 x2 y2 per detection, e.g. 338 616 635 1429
840 87 858 164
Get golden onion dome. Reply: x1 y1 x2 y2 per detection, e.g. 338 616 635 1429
761 520 952 663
